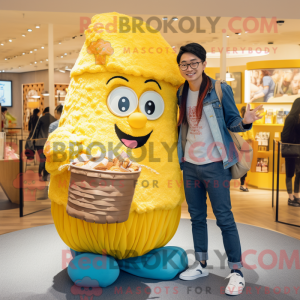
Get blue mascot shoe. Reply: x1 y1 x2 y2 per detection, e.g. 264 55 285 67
68 252 120 287
117 246 188 280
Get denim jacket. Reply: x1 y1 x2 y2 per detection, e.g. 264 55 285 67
177 77 252 170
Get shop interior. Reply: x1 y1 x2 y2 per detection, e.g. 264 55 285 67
0 5 300 299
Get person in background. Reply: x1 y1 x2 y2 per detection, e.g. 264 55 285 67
290 73 300 95
250 70 276 102
1 107 7 129
281 98 300 207
33 107 56 181
49 104 63 134
239 106 254 192
28 108 40 137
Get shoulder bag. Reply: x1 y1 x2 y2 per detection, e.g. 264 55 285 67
215 80 253 179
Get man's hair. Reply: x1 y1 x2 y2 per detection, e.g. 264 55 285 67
55 104 63 115
1 107 7 113
43 107 49 114
177 43 206 64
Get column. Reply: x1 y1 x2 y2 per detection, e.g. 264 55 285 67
220 31 227 81
48 24 55 115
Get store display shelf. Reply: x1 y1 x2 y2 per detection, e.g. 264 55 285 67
258 150 273 155
253 124 284 126
250 102 294 105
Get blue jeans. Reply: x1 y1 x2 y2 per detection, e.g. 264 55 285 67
183 161 242 269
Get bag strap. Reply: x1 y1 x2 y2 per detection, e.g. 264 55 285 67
215 80 224 104
30 117 40 140
177 84 184 106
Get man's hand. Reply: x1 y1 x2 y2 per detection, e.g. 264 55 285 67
242 104 264 125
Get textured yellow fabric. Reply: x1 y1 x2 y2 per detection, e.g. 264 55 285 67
52 201 181 259
46 73 185 213
45 12 185 258
71 12 183 87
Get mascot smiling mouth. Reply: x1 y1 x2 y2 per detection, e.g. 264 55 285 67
115 124 153 149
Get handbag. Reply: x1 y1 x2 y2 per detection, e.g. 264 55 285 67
281 142 300 158
25 117 40 160
215 80 253 179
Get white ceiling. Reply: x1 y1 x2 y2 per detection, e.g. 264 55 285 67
0 10 300 73
1 0 300 19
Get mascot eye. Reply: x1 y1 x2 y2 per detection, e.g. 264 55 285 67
107 87 138 117
139 91 164 120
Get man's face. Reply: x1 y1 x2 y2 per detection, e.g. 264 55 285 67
179 52 206 83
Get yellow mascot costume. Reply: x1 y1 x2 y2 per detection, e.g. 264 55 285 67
45 12 187 287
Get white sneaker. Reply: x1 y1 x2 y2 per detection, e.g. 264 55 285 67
225 272 245 296
179 260 209 281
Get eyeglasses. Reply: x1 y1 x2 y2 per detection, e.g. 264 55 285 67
179 61 202 71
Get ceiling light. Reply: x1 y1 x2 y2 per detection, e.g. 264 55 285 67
34 49 37 51
58 41 61 44
4 58 7 60
22 53 25 55
172 17 178 21
59 69 65 73
0 43 4 46
41 46 44 49
64 53 67 55
19 66 21 69
40 60 43 63
27 29 32 32
61 56 64 58
30 63 33 65
277 20 285 26
227 35 229 38
162 17 168 20
226 72 235 81
22 34 26 37
2 70 4 72
46 59 48 61
42 91 49 96
35 25 40 29
30 51 33 53
9 39 12 42
34 61 37 64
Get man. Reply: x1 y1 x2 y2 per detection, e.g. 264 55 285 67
176 43 263 296
33 107 56 181
49 104 63 134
